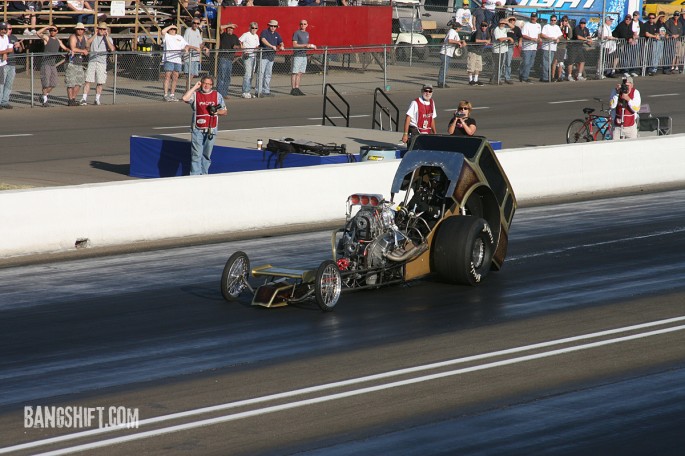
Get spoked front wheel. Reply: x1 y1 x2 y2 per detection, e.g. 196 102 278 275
566 119 592 143
314 260 342 312
220 251 250 302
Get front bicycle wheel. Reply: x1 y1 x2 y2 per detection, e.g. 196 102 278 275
566 119 592 143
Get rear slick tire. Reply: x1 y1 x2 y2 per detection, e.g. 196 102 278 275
432 216 495 286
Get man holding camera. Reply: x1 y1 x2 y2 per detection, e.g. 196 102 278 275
609 75 641 140
182 76 228 175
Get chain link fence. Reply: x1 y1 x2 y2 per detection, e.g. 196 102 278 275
4 38 684 108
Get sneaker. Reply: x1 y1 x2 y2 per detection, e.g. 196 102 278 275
41 101 49 107
476 80 484 86
30 29 37 35
523 79 533 84
23 28 31 35
163 94 170 101
168 94 178 102
94 99 101 106
576 75 586 81
241 92 252 99
296 88 305 96
290 88 298 96
630 72 639 77
1 104 12 109
468 80 476 85
79 99 87 106
505 79 514 85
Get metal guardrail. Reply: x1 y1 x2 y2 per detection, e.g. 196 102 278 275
372 87 399 131
322 83 350 127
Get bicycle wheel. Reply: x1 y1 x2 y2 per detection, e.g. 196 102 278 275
566 119 592 143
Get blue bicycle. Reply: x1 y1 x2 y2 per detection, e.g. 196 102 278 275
566 97 613 143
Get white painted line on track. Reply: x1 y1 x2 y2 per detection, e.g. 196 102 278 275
307 114 370 120
548 99 588 104
509 227 685 261
0 134 33 138
6 316 685 455
648 93 679 97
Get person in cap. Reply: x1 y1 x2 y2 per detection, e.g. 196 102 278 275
552 16 572 82
239 22 260 99
609 74 641 139
79 23 116 105
613 14 638 77
401 84 437 144
491 18 512 84
437 20 465 88
468 21 491 85
641 12 662 75
184 16 208 83
182 75 227 175
160 24 194 101
36 25 70 107
65 23 89 106
504 17 521 83
539 14 562 82
664 11 682 73
291 19 316 96
568 18 592 81
217 24 240 97
519 12 541 83
598 16 618 78
257 20 284 97
455 1 474 32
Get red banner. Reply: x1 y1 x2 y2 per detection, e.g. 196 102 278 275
220 6 392 49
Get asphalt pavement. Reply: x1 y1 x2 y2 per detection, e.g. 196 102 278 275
0 73 683 188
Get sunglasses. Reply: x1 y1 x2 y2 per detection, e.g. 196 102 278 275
250 27 258 29
423 89 433 93
480 24 488 27
300 23 307 25
193 22 200 25
269 25 278 28
458 107 469 111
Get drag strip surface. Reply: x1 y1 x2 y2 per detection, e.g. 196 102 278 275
1 189 685 455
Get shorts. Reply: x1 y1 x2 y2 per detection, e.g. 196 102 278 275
163 61 182 73
40 63 58 88
467 53 483 73
292 55 307 74
183 60 200 76
85 61 107 85
65 63 85 88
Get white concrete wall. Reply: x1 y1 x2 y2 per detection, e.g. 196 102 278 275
2 135 685 258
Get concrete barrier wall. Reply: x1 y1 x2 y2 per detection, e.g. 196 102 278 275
2 135 685 258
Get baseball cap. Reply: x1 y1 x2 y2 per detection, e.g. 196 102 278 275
579 18 587 24
530 12 538 18
624 14 632 20
0 22 9 31
606 16 614 21
624 75 634 84
633 11 640 15
675 11 681 17
422 84 433 91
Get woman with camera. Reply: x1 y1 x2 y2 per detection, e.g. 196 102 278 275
448 100 477 136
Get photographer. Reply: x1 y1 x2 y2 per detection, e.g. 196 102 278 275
609 75 641 140
447 100 477 136
182 76 228 175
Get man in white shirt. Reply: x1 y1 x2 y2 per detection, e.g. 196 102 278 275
239 21 260 98
183 18 206 82
540 14 562 82
437 21 465 88
0 23 13 105
492 18 512 83
519 12 541 83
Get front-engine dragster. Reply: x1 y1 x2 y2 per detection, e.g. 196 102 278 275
220 135 516 311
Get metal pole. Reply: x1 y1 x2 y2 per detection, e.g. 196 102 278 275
323 47 328 95
383 45 387 90
113 52 118 105
30 53 34 108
